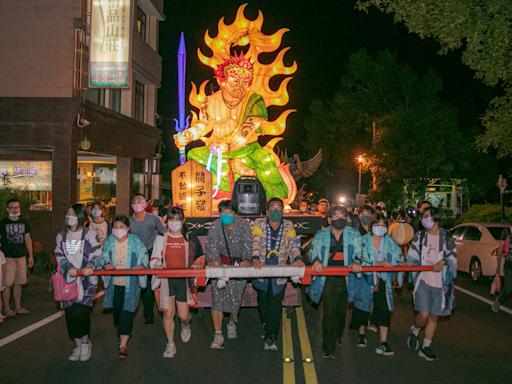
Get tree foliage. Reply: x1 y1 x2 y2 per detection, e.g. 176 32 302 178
305 49 472 207
455 203 512 225
357 0 512 158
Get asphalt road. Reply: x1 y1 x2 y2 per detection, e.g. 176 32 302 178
1 271 511 384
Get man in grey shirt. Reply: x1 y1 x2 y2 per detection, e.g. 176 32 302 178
129 194 165 324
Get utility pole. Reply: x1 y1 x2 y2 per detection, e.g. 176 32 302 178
372 121 377 191
357 155 364 204
497 175 508 222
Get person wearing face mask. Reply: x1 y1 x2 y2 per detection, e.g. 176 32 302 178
85 202 112 246
0 198 34 318
406 206 457 361
54 204 101 362
306 205 362 359
100 215 148 358
150 206 204 358
252 198 305 351
204 200 252 349
351 213 406 355
297 199 313 215
129 194 165 325
357 205 375 236
410 201 432 234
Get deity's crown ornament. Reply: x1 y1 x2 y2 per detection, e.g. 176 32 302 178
214 51 254 87
189 4 298 137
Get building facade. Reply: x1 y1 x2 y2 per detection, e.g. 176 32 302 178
0 0 165 249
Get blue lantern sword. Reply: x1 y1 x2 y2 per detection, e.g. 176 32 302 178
174 32 190 165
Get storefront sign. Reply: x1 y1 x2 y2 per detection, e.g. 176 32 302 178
89 0 132 87
0 161 52 191
172 160 212 217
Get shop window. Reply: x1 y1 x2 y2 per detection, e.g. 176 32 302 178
112 89 121 113
135 81 145 122
137 7 146 41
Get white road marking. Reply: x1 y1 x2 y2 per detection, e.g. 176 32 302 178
1 285 510 349
455 285 512 315
0 290 105 348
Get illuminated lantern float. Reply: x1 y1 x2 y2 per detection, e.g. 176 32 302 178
174 4 297 206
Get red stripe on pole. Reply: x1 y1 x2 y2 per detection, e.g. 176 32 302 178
76 265 433 278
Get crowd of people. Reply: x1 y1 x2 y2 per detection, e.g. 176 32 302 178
0 194 510 364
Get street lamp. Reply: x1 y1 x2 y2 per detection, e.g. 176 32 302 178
356 155 364 205
340 197 346 203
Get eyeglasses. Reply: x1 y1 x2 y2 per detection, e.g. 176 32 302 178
331 213 347 220
133 200 146 205
7 205 20 210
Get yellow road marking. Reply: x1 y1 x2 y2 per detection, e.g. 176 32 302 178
282 308 295 384
296 306 318 384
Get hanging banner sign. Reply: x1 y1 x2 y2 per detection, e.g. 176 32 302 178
89 0 132 88
172 160 213 217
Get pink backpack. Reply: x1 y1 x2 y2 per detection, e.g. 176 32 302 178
51 263 78 302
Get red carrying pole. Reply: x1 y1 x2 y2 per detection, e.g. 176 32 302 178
76 266 433 286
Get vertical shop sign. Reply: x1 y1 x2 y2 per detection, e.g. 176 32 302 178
90 0 132 87
171 160 212 217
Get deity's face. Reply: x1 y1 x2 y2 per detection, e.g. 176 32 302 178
223 72 251 100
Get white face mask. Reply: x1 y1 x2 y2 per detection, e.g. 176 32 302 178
168 221 183 232
66 216 78 227
372 226 387 237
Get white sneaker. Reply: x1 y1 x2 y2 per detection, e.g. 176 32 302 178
181 323 192 343
367 321 378 332
79 341 92 362
227 321 238 339
163 342 176 358
210 333 224 349
492 298 501 313
68 347 81 362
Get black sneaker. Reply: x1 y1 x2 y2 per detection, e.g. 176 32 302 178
356 335 367 348
375 342 394 356
419 346 437 361
145 317 155 325
407 328 419 351
323 349 335 359
336 338 343 347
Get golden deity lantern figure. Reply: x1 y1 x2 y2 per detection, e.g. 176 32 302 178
174 4 298 204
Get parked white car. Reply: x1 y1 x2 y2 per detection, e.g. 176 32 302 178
450 223 512 282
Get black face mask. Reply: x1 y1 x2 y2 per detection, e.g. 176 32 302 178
332 218 350 230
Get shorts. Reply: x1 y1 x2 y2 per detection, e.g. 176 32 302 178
168 278 187 302
414 280 452 316
5 257 27 286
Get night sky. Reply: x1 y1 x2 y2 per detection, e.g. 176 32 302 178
157 0 500 162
